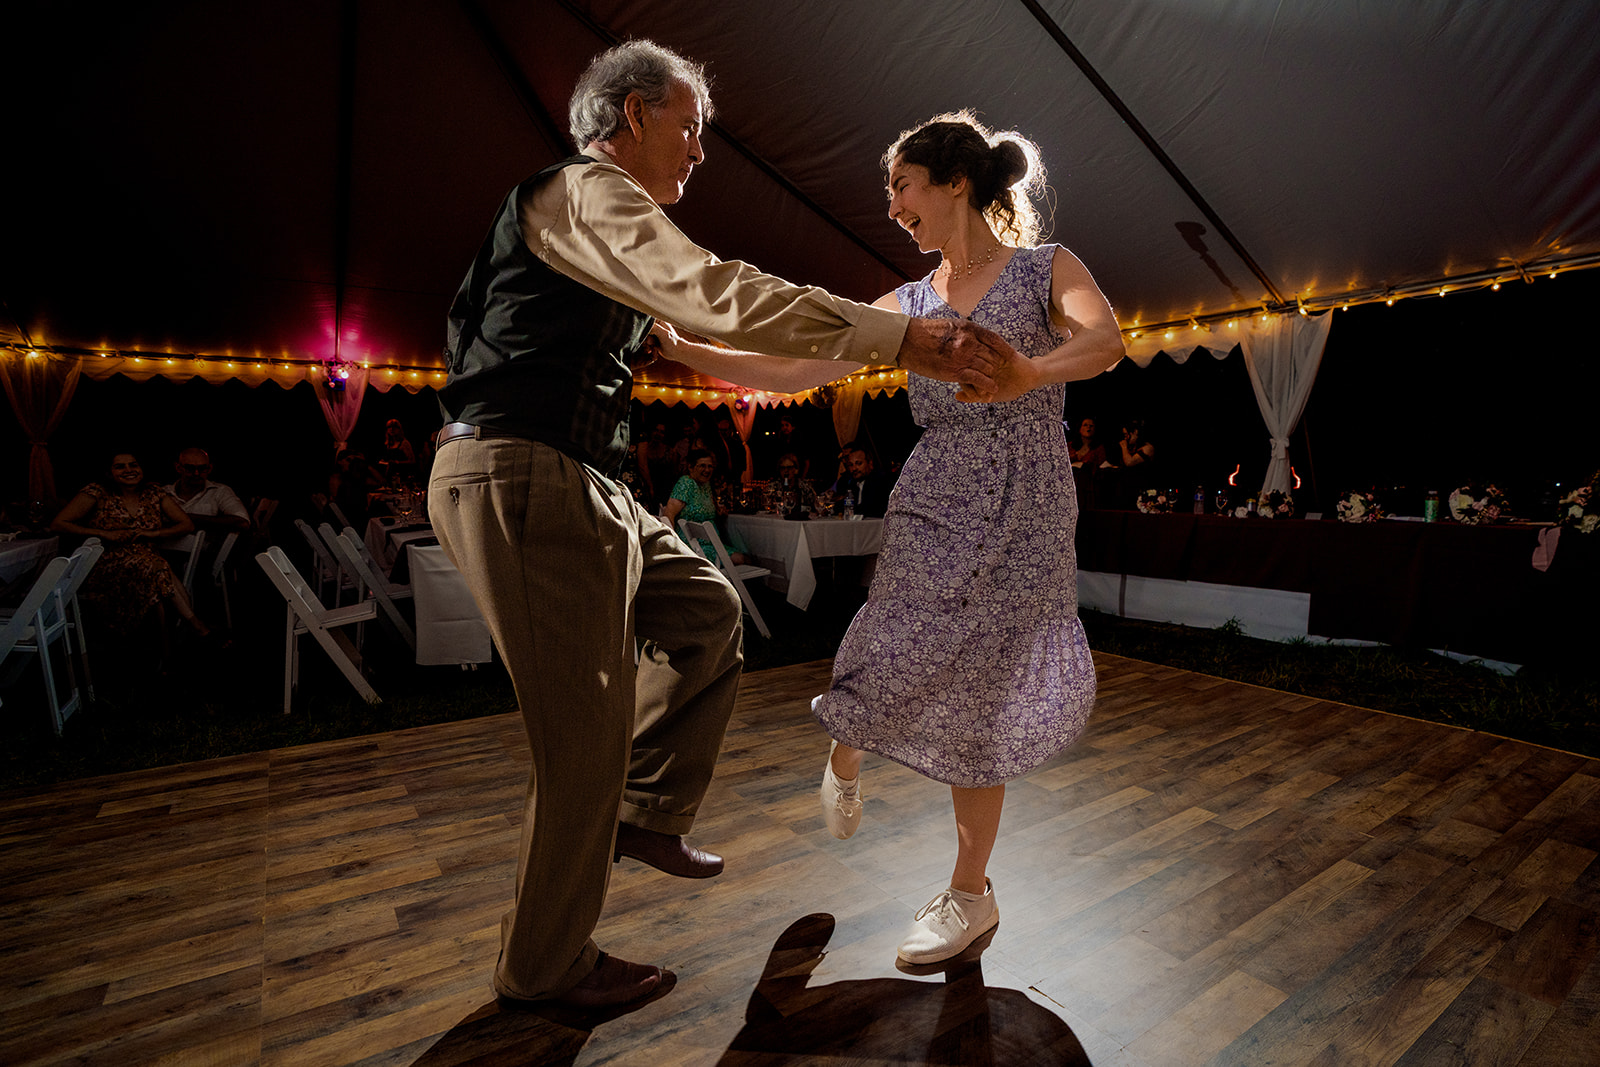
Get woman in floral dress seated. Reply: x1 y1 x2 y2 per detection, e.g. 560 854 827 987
51 450 219 641
661 448 751 564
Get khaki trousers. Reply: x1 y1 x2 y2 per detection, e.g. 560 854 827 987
429 435 743 1000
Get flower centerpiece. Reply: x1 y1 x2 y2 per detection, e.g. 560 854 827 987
1558 470 1599 534
1136 488 1176 514
1336 489 1384 523
1259 490 1295 519
1448 482 1511 525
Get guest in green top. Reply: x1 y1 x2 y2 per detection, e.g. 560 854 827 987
663 448 751 564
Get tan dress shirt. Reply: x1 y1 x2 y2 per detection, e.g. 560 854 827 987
520 147 908 366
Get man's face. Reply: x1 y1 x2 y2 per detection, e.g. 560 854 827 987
848 451 873 479
628 80 704 205
176 450 211 488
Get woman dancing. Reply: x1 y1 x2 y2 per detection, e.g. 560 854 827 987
654 111 1124 965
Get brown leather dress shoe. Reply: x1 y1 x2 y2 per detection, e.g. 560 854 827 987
613 822 724 878
495 952 666 1011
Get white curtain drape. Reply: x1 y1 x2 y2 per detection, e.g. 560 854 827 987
728 398 757 483
1121 312 1333 497
0 351 81 503
1237 313 1333 496
315 364 371 452
831 379 867 452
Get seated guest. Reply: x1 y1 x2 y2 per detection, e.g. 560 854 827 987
50 450 219 640
162 447 250 547
774 453 803 493
714 413 747 483
663 448 753 565
1096 418 1157 509
757 413 811 480
309 449 374 530
1066 417 1106 468
641 420 676 508
379 418 418 486
1116 418 1155 470
838 447 892 518
1066 416 1105 509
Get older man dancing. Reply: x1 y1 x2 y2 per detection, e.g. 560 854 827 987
429 39 1024 1011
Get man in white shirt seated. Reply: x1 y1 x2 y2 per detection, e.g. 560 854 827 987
161 447 250 554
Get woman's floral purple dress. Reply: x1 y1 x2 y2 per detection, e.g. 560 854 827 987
813 245 1096 788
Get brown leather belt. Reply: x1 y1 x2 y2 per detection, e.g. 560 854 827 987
437 421 532 446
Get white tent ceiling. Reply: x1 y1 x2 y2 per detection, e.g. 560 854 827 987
5 1 1599 378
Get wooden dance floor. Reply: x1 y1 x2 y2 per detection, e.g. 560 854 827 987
2 655 1596 1066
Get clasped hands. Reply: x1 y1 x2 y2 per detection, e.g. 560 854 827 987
896 318 1036 404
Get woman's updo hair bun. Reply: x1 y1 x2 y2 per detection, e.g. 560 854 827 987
990 138 1031 191
883 109 1048 247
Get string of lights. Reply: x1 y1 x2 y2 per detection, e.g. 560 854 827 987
5 253 1594 398
1122 252 1600 340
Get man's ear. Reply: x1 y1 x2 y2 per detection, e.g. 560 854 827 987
623 92 648 141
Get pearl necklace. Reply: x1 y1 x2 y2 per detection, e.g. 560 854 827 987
938 245 999 280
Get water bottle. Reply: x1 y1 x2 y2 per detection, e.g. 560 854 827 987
842 488 855 520
1424 489 1439 523
1193 486 1205 514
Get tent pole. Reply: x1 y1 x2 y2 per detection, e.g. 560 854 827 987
1017 0 1286 308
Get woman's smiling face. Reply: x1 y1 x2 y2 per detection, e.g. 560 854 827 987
886 157 960 254
109 454 143 486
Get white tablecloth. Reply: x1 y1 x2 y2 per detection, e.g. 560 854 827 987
407 544 493 665
0 536 59 588
726 514 884 610
366 517 438 575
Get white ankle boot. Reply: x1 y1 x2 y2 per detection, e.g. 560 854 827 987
897 879 998 964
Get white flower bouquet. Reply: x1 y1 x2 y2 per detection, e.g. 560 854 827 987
1336 490 1384 523
1448 483 1511 525
1558 472 1599 534
1136 488 1176 514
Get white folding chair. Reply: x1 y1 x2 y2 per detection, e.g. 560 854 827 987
255 546 379 714
0 557 81 733
681 518 773 639
320 523 415 654
210 531 240 630
327 500 353 529
55 541 104 706
294 518 356 605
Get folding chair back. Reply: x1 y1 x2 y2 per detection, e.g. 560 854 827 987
57 541 104 705
681 519 773 638
210 531 239 629
294 518 354 604
177 528 207 600
322 523 415 653
255 546 379 714
0 557 81 733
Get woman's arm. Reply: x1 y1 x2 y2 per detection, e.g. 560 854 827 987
49 492 112 539
143 493 197 541
663 496 686 526
1027 247 1128 386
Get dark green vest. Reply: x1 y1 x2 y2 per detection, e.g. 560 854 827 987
440 156 654 474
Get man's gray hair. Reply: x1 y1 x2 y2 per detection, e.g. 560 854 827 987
568 39 713 149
